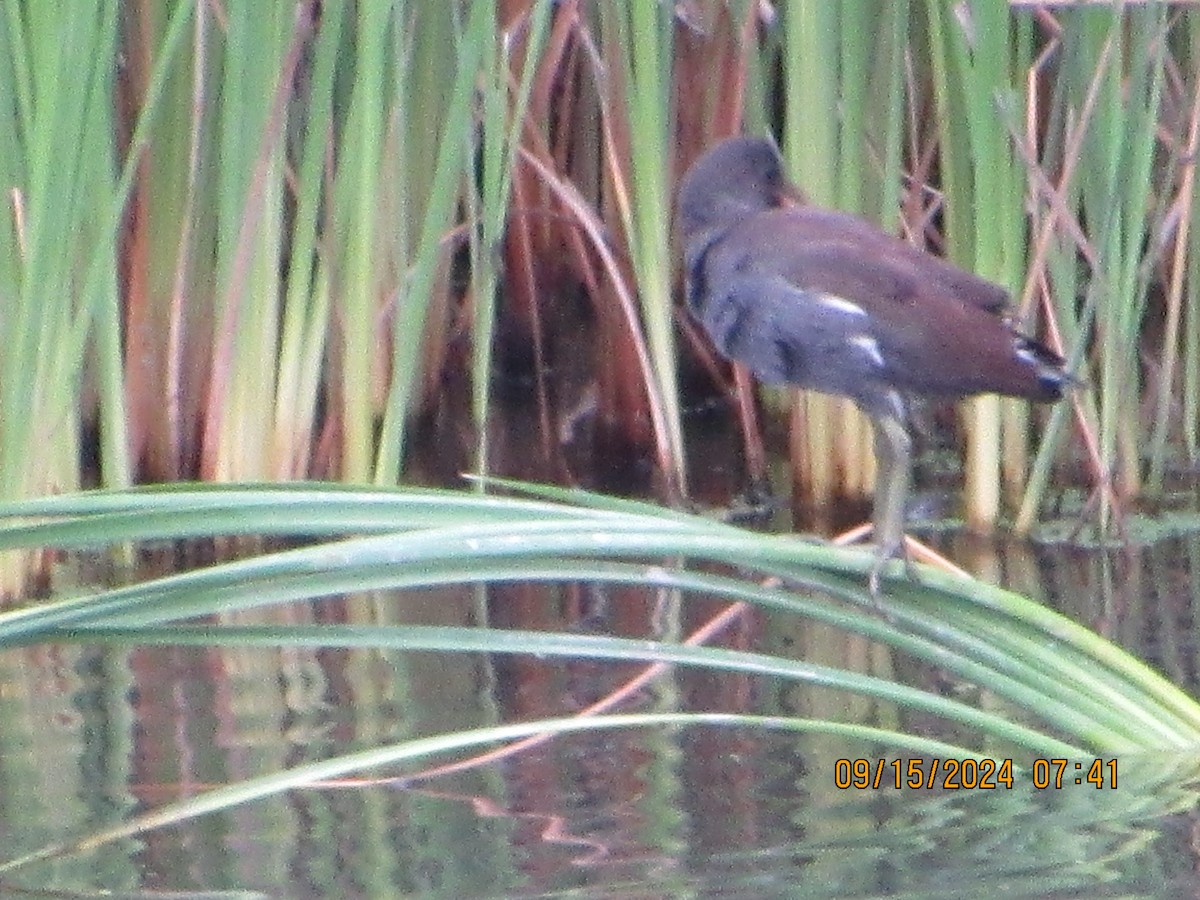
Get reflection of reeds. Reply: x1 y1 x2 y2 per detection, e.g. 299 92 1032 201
0 1 1197 589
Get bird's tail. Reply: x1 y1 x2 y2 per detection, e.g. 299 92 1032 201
1014 335 1077 401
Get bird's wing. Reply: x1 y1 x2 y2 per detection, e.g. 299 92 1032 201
770 242 1064 399
750 208 1012 313
700 224 1063 401
697 270 892 400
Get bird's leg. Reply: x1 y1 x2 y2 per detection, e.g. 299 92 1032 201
868 413 916 598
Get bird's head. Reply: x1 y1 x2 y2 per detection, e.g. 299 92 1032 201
677 136 803 242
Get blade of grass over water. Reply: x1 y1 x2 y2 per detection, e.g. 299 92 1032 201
0 483 1198 753
50 622 1087 757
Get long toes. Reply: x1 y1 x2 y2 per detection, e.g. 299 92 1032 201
868 537 917 600
868 553 892 601
868 564 884 599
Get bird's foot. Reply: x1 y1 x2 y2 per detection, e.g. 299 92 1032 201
867 536 919 604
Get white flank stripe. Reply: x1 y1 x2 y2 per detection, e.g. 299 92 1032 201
817 293 867 317
849 334 885 368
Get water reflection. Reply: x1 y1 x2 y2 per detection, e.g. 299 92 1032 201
3 383 1200 894
2 565 1200 897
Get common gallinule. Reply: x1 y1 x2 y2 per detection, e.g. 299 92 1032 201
677 136 1071 597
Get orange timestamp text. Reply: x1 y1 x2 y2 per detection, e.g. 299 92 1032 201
834 757 1117 790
